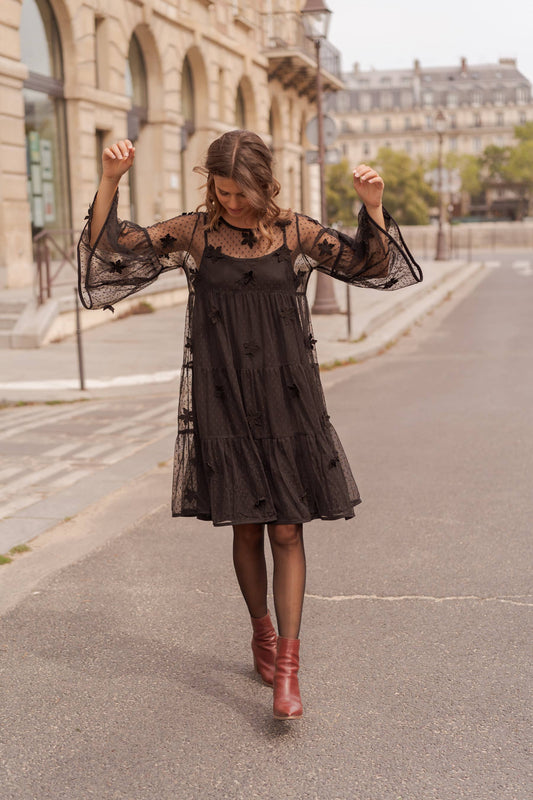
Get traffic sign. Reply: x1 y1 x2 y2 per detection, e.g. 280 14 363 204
306 115 338 147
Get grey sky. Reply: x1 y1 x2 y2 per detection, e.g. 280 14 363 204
327 0 533 85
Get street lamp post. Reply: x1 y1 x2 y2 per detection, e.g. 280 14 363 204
435 109 449 261
301 0 340 313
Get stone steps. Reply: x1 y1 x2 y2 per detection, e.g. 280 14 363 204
0 300 28 347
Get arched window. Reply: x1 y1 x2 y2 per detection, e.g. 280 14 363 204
235 84 246 128
182 57 195 133
125 34 148 141
125 33 148 220
20 0 70 233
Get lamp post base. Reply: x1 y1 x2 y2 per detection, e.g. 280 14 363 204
311 272 341 314
435 228 449 261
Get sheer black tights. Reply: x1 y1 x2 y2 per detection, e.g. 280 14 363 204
232 523 306 639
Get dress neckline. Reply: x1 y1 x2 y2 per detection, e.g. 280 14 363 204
220 216 256 233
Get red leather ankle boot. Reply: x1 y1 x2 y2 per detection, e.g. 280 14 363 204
273 637 303 720
251 611 277 687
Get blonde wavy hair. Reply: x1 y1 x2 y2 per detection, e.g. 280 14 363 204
194 130 288 245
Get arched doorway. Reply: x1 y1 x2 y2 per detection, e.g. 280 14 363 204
125 32 148 221
20 0 71 235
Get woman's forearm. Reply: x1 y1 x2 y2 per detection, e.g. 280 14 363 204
89 176 120 248
365 203 386 230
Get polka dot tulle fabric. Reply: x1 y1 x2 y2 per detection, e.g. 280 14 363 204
78 193 422 525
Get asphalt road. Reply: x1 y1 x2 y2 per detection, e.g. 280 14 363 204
0 251 531 799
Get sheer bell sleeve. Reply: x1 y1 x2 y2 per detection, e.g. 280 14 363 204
295 206 423 290
77 190 201 310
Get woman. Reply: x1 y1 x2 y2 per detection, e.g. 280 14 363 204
78 129 422 720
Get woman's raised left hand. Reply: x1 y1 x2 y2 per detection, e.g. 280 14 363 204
352 164 384 210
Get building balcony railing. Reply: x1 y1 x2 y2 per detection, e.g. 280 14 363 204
263 11 344 98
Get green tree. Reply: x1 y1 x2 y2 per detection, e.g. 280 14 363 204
325 159 358 226
514 121 533 142
481 145 510 180
371 147 437 225
504 124 533 215
456 154 483 198
440 152 483 198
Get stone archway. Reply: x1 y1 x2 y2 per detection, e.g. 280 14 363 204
180 46 210 212
125 23 164 223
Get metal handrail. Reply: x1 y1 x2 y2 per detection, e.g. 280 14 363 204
33 228 80 305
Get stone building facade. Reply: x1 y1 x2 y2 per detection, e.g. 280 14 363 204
0 0 343 289
329 57 533 164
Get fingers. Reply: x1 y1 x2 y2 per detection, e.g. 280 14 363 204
103 139 135 161
353 164 384 186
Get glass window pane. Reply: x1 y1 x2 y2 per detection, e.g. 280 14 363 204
126 34 148 108
20 0 63 79
24 87 70 232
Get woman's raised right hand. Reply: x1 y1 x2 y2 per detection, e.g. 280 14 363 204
102 139 135 182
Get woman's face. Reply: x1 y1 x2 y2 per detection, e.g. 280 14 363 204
213 176 255 226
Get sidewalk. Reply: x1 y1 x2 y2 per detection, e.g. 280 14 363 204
0 258 483 403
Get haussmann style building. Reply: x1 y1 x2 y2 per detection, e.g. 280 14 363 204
0 0 343 293
328 57 533 218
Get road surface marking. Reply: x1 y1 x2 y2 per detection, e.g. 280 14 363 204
73 441 116 460
0 369 180 392
0 462 67 500
512 259 532 276
48 468 93 492
45 441 84 459
0 404 106 441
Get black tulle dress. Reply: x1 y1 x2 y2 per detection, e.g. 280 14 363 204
78 193 422 526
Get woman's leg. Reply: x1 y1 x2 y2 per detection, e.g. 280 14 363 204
268 523 306 719
232 523 268 619
267 523 306 638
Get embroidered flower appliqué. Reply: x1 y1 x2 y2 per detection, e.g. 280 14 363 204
205 245 224 261
288 383 300 398
243 341 260 357
179 409 194 425
318 239 335 258
293 268 307 288
208 305 221 324
280 307 296 323
329 456 340 469
247 412 263 428
110 259 124 273
241 230 257 249
305 333 317 349
160 233 177 252
236 270 255 287
382 276 398 289
275 244 291 263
